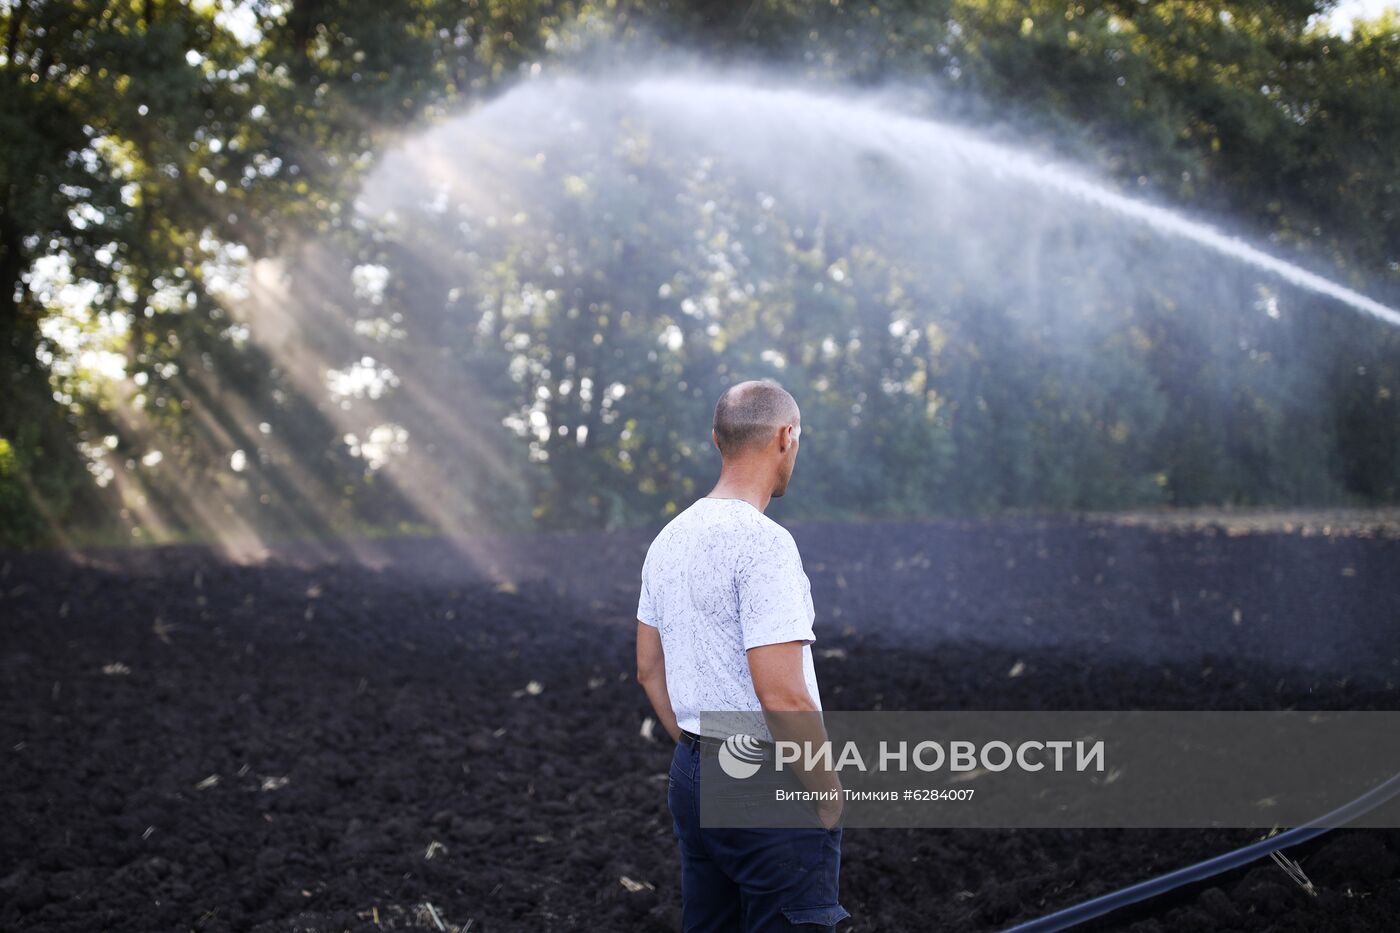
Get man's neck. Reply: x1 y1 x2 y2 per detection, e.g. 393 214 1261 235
707 464 774 513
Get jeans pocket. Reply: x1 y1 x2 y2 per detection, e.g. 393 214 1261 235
669 743 689 782
780 904 851 928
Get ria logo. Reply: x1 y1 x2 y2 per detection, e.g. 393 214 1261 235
718 734 768 780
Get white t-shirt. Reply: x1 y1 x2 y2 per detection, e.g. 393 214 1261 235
637 496 822 738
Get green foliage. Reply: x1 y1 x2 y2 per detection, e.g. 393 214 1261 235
0 0 1397 547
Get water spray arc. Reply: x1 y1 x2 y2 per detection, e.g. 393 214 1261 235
624 77 1400 329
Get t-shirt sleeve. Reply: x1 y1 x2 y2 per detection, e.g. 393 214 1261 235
637 548 659 628
737 529 816 650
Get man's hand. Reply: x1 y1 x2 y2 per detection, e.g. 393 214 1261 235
636 621 682 743
815 793 844 830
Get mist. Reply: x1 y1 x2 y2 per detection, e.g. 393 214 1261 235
242 57 1399 540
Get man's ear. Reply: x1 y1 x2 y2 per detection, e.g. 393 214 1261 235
712 428 721 452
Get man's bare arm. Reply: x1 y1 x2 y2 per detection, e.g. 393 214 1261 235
636 621 682 743
748 641 843 827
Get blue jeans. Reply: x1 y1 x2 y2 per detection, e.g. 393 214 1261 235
668 740 851 931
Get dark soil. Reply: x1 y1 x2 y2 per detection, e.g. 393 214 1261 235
2 513 1398 932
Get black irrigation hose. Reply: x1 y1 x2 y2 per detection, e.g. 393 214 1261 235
999 770 1400 933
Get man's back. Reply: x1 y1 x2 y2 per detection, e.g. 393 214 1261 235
637 496 821 739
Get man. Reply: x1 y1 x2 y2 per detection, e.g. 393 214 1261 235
635 379 850 932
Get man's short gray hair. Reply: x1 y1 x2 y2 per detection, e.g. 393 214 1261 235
713 380 799 456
